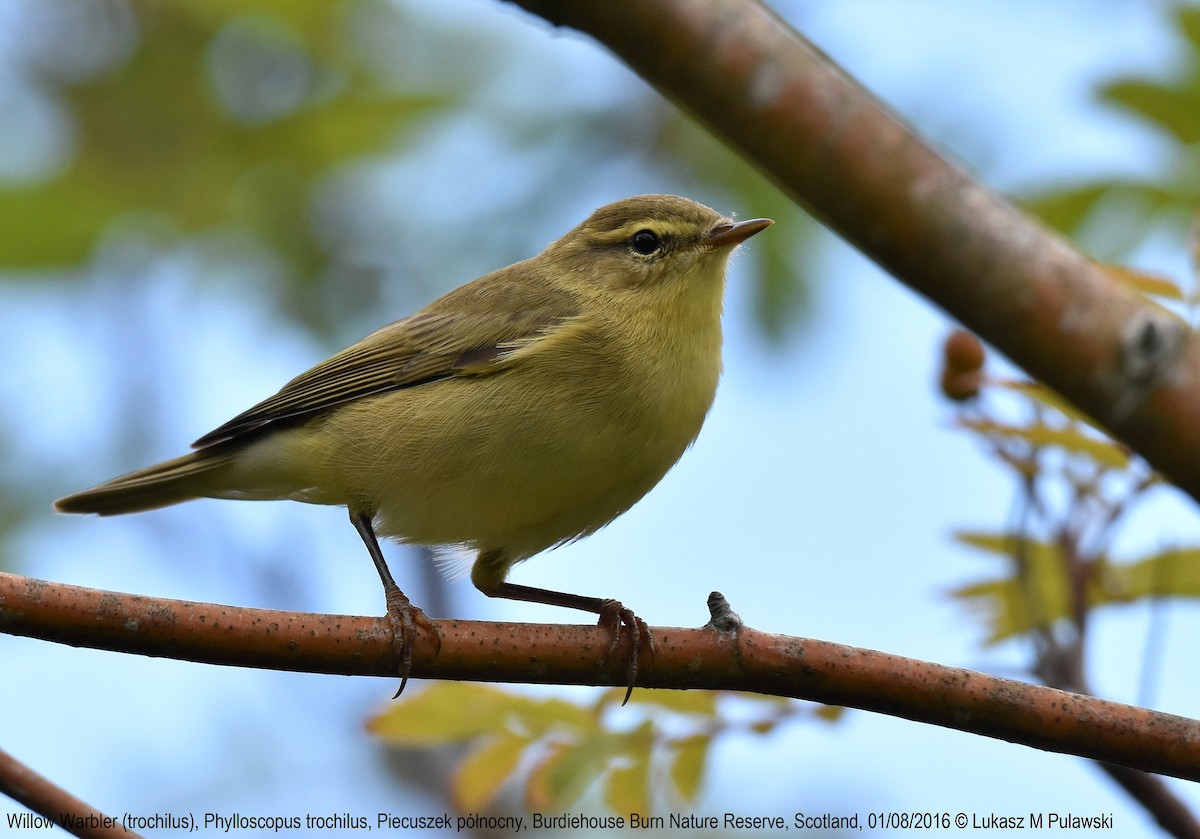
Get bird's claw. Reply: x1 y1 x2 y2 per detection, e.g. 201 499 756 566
383 584 442 698
598 599 654 705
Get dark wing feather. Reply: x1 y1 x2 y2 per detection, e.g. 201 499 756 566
193 275 579 449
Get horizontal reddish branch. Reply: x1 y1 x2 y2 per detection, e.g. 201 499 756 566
2 571 1197 781
510 0 1200 505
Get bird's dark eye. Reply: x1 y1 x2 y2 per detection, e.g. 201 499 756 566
630 229 662 255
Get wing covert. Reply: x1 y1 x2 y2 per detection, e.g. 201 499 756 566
192 294 578 449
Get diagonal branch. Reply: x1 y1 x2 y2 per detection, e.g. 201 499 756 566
0 746 141 839
508 0 1200 505
2 572 1198 782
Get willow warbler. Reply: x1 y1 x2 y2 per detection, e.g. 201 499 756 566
55 194 772 695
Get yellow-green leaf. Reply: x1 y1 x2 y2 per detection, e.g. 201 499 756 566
668 734 710 801
1179 4 1200 51
813 705 847 723
452 732 529 812
367 682 518 745
512 697 596 737
626 689 718 716
1096 263 1185 301
604 739 652 815
1023 184 1108 234
950 533 1077 642
524 738 608 811
1107 548 1200 601
1102 78 1200 145
957 418 1129 469
994 381 1098 428
953 531 1056 560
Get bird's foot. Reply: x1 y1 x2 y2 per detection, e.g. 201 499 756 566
383 583 442 698
597 599 654 705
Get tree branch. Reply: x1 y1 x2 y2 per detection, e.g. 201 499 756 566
2 572 1198 782
508 0 1200 505
1100 763 1200 838
0 746 141 839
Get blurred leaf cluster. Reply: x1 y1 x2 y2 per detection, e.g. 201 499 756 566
964 2 1200 695
369 682 838 814
1024 2 1200 260
1 1 444 276
0 0 808 337
941 260 1199 692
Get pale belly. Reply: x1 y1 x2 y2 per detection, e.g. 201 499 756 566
234 364 715 562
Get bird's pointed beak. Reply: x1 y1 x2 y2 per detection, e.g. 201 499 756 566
705 217 774 249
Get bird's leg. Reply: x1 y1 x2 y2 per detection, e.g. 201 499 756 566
351 511 442 696
474 551 652 704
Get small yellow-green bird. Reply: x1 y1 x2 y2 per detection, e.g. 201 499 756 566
55 194 772 694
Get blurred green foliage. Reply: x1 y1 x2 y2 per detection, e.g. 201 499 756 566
0 1 444 270
951 1 1200 674
0 0 809 339
945 263 1198 679
955 529 1200 644
1024 3 1200 258
369 682 835 813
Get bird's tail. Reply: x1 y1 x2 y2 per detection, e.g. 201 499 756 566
54 450 234 516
